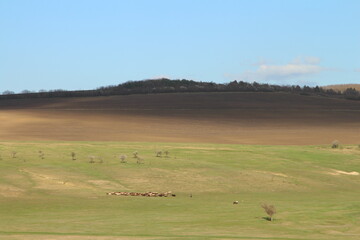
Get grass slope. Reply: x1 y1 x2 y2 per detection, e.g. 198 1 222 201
0 141 360 239
323 84 360 92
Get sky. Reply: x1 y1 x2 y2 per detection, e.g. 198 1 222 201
1 0 359 93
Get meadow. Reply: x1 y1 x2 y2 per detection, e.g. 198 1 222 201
0 141 359 240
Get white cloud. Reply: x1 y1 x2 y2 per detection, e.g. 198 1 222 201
256 63 322 79
234 57 325 83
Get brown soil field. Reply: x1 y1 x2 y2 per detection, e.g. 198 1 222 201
323 84 360 92
0 92 359 145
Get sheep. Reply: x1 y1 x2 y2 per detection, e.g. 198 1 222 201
106 191 176 197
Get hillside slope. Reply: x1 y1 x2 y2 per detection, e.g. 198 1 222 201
0 141 360 239
0 92 359 145
323 84 360 92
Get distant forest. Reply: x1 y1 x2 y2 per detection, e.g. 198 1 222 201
1 78 359 100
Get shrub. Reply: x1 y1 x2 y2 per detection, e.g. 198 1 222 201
120 154 127 163
71 152 76 160
261 203 276 221
133 151 138 158
89 156 96 163
156 151 162 157
331 140 340 149
137 157 144 164
38 150 44 159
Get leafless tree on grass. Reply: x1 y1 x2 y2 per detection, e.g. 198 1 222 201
120 154 127 163
332 140 340 149
137 157 144 164
71 152 76 161
156 151 162 157
38 150 44 159
261 203 276 221
133 151 139 158
89 155 96 163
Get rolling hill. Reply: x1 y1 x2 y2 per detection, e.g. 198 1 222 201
0 92 359 145
1 90 359 239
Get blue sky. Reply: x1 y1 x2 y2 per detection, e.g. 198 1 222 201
1 0 359 93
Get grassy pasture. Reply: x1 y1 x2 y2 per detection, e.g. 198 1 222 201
0 141 359 240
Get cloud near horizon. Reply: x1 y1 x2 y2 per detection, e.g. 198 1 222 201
232 57 325 84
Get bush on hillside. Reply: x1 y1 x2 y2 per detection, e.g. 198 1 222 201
120 154 127 163
261 203 276 221
332 140 340 149
71 152 76 160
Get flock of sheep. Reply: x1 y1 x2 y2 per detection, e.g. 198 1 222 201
107 191 176 197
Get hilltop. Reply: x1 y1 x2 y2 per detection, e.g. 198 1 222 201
2 79 360 100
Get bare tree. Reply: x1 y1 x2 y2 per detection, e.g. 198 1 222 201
89 155 96 163
11 151 17 158
261 203 276 221
38 150 44 159
133 151 139 158
120 154 127 163
71 152 76 160
136 157 144 164
2 90 15 95
21 89 32 94
332 140 340 149
156 151 162 157
164 150 169 158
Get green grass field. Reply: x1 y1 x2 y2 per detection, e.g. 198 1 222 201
0 141 359 240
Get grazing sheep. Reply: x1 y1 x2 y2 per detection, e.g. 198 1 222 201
233 201 239 204
106 191 176 198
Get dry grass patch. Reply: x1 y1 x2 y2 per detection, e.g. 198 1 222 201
328 169 359 176
0 184 25 197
